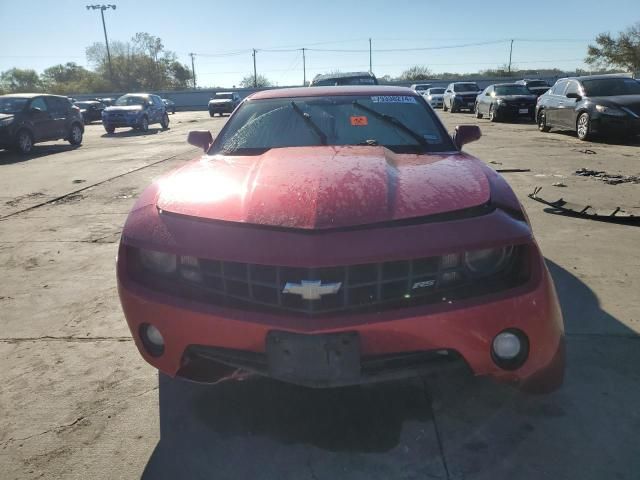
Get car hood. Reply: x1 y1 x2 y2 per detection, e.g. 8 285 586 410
104 105 143 113
156 146 491 230
589 95 640 109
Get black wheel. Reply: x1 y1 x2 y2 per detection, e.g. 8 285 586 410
160 113 169 130
443 100 448 112
68 123 83 145
209 110 215 117
475 103 483 119
15 129 34 154
450 102 457 113
576 112 591 141
105 126 115 134
537 110 550 132
140 116 149 132
489 105 498 122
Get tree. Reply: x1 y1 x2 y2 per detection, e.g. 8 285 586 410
40 62 107 94
0 68 42 93
86 33 192 91
586 22 640 76
398 66 433 81
239 74 272 88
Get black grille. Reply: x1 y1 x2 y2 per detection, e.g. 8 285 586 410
129 246 529 317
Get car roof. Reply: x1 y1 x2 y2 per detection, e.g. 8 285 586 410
313 71 375 81
564 74 636 82
249 85 418 100
493 83 521 87
0 93 66 99
122 93 151 97
215 92 234 95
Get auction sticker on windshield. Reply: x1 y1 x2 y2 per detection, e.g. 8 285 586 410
350 116 368 126
371 96 417 104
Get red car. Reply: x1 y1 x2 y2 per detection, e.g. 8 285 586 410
117 86 565 393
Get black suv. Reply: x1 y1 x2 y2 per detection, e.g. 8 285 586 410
310 71 378 86
0 94 84 154
515 79 551 97
536 75 640 141
443 82 482 112
74 100 105 124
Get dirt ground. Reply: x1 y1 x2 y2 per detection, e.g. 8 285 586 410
0 110 638 480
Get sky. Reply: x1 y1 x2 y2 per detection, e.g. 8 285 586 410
0 0 638 88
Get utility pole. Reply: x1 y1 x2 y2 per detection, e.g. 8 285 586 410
369 38 372 73
86 4 116 82
302 48 306 86
252 49 258 88
189 53 196 89
508 39 514 74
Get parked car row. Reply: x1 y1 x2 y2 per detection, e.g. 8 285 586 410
439 75 639 142
0 92 173 153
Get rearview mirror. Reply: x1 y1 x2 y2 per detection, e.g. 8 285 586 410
452 125 481 150
187 130 213 151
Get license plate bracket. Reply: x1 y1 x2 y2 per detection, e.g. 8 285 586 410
266 331 361 386
519 108 529 114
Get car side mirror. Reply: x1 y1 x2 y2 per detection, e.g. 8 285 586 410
452 125 481 150
566 92 581 100
187 130 213 151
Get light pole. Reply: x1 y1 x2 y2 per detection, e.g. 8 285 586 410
86 4 116 81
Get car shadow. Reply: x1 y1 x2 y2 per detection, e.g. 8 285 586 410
141 260 638 479
423 259 639 479
0 144 81 164
100 128 164 138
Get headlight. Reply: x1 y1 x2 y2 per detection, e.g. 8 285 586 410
464 246 514 276
139 249 177 274
595 105 626 116
0 117 14 127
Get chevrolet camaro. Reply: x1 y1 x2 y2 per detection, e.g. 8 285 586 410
117 86 565 393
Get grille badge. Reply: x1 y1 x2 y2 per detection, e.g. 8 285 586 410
282 280 342 300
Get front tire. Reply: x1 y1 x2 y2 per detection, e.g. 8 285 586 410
209 110 215 117
139 116 149 132
475 103 483 119
443 100 448 112
489 105 498 122
537 110 550 132
160 113 169 130
15 129 34 154
450 101 458 113
68 123 83 145
576 112 591 141
105 126 115 134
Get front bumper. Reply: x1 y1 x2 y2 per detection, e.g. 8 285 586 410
590 114 640 137
496 103 536 118
452 97 477 110
118 244 565 391
209 103 233 113
102 115 141 128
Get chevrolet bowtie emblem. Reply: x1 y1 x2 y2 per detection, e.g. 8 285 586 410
282 280 342 300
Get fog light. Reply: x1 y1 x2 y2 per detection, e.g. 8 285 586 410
493 332 521 359
491 329 529 370
140 323 164 357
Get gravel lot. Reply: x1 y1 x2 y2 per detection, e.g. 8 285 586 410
1 110 638 480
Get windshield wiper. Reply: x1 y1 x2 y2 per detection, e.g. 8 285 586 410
352 100 430 148
290 101 327 145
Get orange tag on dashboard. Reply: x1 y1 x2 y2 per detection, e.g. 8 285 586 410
350 116 368 126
